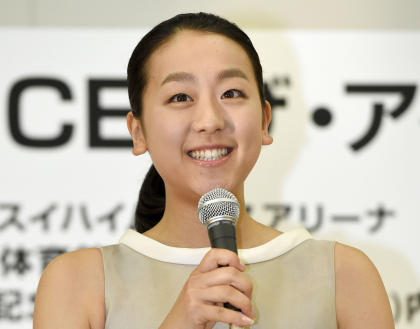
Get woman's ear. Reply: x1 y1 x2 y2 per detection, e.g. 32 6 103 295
262 100 274 145
126 111 148 155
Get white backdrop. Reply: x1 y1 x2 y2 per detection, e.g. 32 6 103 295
0 29 419 328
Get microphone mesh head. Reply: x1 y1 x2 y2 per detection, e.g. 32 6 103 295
197 188 240 225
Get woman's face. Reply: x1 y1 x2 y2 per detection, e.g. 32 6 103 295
128 30 272 201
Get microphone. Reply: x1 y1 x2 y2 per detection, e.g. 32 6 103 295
197 188 241 312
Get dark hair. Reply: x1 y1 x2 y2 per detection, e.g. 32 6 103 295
127 12 265 233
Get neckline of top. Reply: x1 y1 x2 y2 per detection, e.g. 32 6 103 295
119 228 312 265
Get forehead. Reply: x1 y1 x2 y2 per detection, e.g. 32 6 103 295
145 30 255 82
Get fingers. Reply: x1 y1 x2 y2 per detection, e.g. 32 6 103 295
194 266 253 300
187 249 254 320
194 248 245 273
189 248 252 302
202 285 254 318
161 248 255 328
201 304 254 327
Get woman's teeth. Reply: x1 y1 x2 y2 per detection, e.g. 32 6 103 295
189 148 229 161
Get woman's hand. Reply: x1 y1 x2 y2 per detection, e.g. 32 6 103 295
159 248 255 329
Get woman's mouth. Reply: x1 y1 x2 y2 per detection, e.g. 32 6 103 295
187 147 233 161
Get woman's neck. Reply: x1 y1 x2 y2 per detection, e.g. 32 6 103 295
142 187 281 249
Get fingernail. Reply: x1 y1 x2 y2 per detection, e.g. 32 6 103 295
231 325 248 329
240 260 246 269
241 315 254 325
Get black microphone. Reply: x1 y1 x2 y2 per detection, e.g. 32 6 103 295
197 187 241 313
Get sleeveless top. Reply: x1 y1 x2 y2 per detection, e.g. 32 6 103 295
100 228 337 329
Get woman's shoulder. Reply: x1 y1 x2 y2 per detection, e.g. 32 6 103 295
41 247 105 288
334 242 394 328
38 247 104 294
33 248 105 329
334 242 372 274
334 242 386 286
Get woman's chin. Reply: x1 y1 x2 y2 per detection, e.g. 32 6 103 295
191 181 242 199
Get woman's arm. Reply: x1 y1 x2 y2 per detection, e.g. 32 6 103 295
33 248 105 329
335 242 394 329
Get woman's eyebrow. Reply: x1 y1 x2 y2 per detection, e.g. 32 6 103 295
160 68 248 86
217 68 249 81
161 72 197 86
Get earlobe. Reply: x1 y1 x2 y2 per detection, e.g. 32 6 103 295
262 100 273 146
126 111 148 155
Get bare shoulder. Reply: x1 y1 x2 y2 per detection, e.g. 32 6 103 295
33 248 105 329
334 242 394 329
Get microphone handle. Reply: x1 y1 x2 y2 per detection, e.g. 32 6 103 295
207 220 241 313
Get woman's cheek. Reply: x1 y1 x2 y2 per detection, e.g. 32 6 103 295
238 122 263 163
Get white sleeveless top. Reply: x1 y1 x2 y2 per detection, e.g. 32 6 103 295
100 228 337 328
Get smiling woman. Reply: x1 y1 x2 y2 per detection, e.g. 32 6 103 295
129 29 272 222
33 12 394 329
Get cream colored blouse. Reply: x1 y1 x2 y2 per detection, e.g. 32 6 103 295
100 228 337 329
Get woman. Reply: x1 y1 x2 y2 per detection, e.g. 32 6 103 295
33 13 394 329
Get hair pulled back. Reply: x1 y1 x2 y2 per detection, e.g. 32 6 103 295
127 12 265 233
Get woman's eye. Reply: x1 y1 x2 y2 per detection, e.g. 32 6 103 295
169 93 192 103
221 89 244 99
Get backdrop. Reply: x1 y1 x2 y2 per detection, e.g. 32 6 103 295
0 28 419 329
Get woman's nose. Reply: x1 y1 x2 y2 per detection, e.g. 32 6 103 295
191 98 225 133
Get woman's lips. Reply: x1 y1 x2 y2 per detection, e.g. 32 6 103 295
187 146 233 166
187 147 232 161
